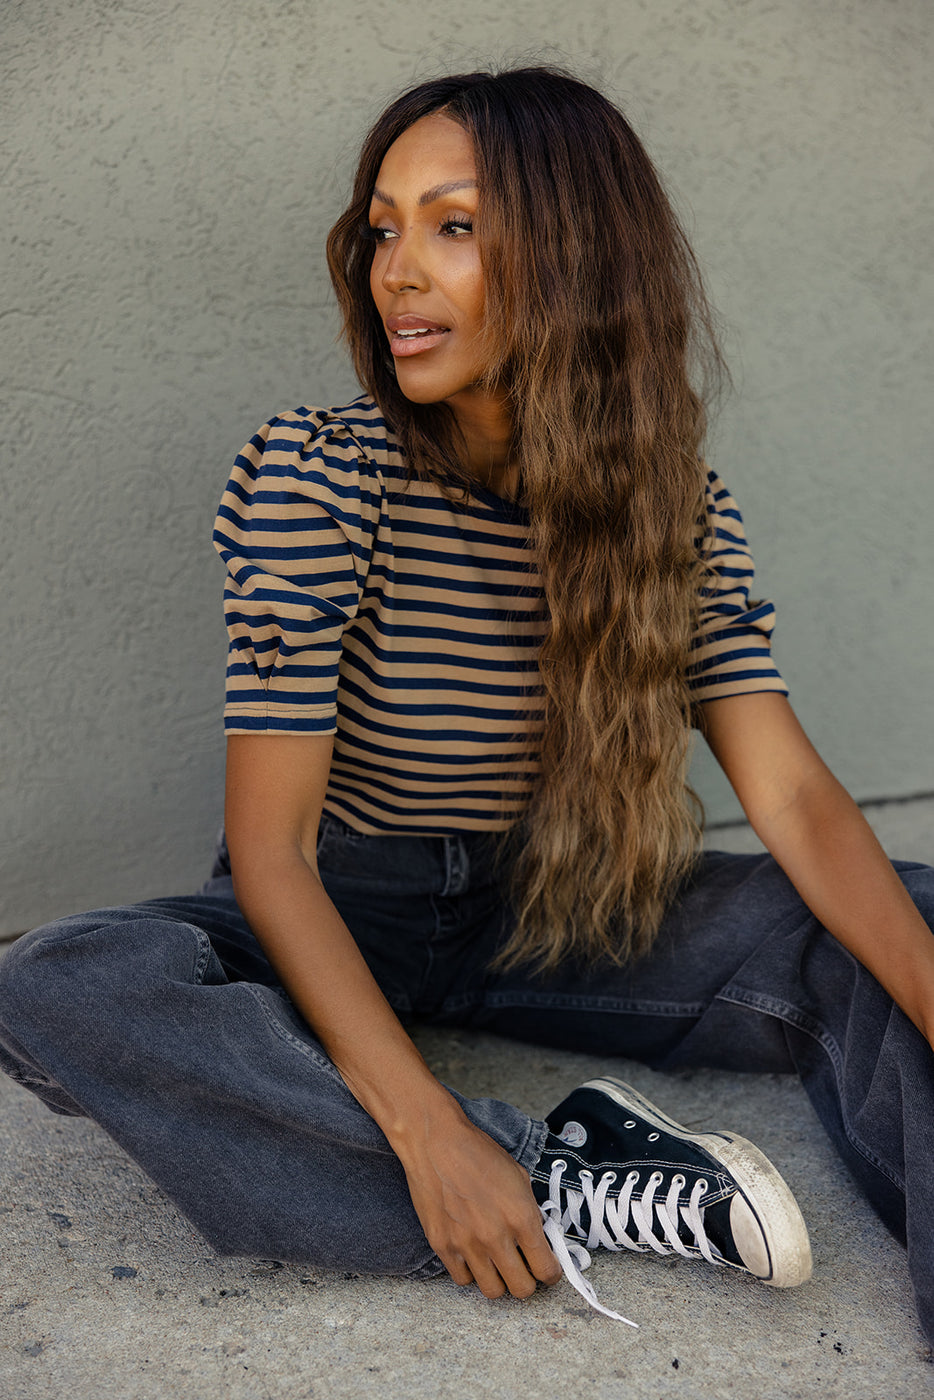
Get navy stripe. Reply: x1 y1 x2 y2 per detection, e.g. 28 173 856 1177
346 630 541 674
224 712 336 732
325 778 521 823
331 750 538 784
340 650 540 697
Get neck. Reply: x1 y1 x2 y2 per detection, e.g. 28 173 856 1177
448 388 517 498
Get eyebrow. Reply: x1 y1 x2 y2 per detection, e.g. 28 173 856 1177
370 179 477 209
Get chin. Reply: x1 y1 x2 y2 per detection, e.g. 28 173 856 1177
393 373 457 406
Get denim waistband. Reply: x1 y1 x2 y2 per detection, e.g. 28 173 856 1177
211 816 509 902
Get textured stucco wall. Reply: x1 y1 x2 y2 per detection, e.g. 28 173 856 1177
2 0 932 935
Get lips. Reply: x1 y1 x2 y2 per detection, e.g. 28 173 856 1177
386 313 451 358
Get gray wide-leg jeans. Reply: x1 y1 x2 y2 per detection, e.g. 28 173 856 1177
1 815 933 1342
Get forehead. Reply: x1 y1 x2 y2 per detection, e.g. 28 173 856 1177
372 113 477 197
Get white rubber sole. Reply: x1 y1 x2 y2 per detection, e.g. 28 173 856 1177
582 1076 813 1288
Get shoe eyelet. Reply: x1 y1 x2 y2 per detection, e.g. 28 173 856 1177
649 1171 663 1185
601 1172 617 1185
626 1170 640 1184
672 1174 686 1188
647 1132 660 1142
624 1120 637 1129
551 1158 567 1170
580 1168 593 1180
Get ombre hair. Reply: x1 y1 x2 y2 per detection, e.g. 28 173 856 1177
327 66 723 971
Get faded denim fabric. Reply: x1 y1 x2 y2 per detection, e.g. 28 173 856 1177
1 816 932 1341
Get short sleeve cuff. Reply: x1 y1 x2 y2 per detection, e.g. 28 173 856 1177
223 700 338 734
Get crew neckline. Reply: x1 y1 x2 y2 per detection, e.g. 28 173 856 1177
469 478 528 520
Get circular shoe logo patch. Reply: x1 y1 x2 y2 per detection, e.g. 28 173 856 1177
557 1120 588 1148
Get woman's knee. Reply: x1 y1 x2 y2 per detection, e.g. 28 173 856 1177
0 917 92 1026
0 905 213 1036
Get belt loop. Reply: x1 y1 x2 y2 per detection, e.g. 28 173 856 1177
441 834 470 896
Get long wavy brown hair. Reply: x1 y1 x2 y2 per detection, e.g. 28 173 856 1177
327 66 723 972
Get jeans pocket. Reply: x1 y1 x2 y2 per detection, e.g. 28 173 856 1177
315 812 376 873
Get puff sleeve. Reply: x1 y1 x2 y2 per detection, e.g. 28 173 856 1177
687 469 789 703
213 409 383 733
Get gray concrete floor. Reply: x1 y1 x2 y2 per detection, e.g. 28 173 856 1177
2 799 933 1400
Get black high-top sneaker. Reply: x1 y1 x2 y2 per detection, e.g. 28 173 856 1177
530 1078 811 1322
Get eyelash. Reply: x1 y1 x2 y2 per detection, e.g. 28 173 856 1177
362 217 474 243
439 217 473 237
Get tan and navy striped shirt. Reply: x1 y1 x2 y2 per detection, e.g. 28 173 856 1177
214 396 787 833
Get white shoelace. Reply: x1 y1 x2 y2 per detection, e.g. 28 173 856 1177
538 1157 718 1325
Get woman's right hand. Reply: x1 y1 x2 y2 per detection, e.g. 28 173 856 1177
226 733 561 1301
393 1100 563 1299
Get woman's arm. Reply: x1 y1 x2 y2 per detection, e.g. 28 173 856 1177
701 692 934 1047
224 733 561 1299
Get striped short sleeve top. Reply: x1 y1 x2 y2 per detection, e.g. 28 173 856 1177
213 396 787 834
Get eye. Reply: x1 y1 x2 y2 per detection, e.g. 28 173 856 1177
439 217 473 237
362 224 397 244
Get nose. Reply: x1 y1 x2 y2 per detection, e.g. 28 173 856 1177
378 231 429 294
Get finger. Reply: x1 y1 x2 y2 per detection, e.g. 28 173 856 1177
518 1231 564 1287
483 1240 543 1300
441 1252 474 1287
467 1255 509 1300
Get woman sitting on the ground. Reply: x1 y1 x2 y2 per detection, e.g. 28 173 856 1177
1 66 933 1336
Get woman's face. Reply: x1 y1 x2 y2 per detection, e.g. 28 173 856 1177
368 113 498 423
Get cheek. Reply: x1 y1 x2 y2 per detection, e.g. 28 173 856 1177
457 264 486 328
368 258 381 306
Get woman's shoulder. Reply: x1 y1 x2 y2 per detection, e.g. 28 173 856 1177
250 395 404 481
701 465 740 514
217 397 399 551
698 466 749 553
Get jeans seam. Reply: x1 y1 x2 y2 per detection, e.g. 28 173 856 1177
244 984 345 1082
479 991 707 1017
717 985 906 1192
2 1063 50 1092
514 1114 550 1175
437 990 483 1016
192 928 212 985
407 1255 447 1281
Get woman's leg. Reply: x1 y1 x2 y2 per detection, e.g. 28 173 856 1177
9 825 931 1330
316 826 818 1293
0 866 541 1277
456 849 934 1343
